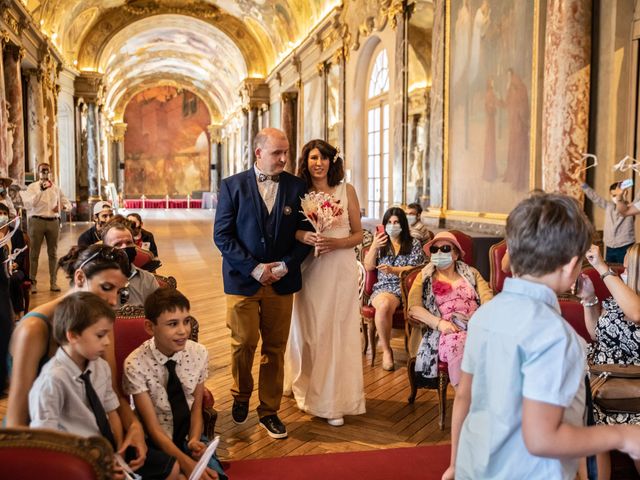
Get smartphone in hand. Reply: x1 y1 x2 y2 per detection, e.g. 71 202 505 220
375 224 385 235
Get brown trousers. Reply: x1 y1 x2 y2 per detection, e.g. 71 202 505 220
226 286 294 418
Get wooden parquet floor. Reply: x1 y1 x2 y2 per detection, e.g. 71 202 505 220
0 210 452 461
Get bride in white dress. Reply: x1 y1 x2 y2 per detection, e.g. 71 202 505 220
284 139 366 426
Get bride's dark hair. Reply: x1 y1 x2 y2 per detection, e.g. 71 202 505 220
297 139 344 188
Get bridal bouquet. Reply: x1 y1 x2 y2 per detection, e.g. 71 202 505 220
300 191 344 257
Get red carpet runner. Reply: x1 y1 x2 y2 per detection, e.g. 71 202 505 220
225 444 451 480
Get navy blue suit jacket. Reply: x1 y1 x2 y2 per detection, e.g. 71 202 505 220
214 169 311 296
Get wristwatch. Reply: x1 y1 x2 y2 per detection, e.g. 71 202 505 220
600 268 617 280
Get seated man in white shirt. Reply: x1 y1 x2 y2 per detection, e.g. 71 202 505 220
21 163 71 292
101 221 159 307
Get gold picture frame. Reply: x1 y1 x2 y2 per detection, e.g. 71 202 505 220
442 0 541 222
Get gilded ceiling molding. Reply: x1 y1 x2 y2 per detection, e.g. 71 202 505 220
121 0 220 18
74 71 105 104
75 5 267 76
239 78 270 110
339 0 408 52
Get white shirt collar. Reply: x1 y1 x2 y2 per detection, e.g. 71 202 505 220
149 337 184 365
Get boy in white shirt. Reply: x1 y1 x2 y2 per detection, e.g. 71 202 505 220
443 193 640 480
123 288 225 480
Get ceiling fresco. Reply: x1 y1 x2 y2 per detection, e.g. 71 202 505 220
24 0 341 120
99 14 246 120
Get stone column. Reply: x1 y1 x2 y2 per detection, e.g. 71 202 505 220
207 124 221 192
25 69 46 174
240 109 248 170
247 106 259 164
392 3 409 206
541 0 592 199
111 122 127 195
3 45 24 184
427 0 445 210
86 102 100 200
281 91 298 173
0 39 7 177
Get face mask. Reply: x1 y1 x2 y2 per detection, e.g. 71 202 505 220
0 215 8 227
123 246 137 265
0 188 5 196
385 224 402 238
431 251 454 269
406 214 417 225
621 271 628 285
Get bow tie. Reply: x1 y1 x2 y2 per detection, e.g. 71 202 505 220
258 173 280 183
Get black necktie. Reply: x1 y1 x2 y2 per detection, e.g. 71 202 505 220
258 173 280 183
79 370 116 448
165 360 190 446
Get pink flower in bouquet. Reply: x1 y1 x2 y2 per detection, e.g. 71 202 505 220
300 191 344 256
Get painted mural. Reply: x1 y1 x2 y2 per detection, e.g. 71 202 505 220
123 86 211 197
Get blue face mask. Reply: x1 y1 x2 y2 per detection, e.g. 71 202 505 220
431 251 453 269
0 187 5 196
385 224 402 238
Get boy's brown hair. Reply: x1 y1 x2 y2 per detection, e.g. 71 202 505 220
53 292 115 345
144 287 190 324
506 193 594 277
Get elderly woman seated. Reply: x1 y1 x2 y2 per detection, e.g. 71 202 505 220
407 231 493 388
577 244 640 479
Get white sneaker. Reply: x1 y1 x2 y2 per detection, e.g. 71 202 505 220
327 417 344 427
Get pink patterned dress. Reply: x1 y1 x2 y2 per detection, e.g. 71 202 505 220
433 278 480 386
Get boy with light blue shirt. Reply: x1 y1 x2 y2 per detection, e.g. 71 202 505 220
443 193 640 480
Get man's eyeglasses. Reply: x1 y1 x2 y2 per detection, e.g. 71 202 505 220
78 247 126 271
429 244 453 254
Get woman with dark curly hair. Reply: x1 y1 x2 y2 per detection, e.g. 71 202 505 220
284 139 366 427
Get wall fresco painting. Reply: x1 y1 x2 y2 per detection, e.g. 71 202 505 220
124 86 211 197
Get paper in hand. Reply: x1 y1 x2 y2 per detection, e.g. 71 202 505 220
189 436 220 480
114 453 142 480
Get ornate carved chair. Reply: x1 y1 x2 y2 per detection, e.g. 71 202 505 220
153 274 177 289
558 297 593 343
448 230 474 266
488 239 510 294
114 306 216 438
0 428 113 480
133 247 161 273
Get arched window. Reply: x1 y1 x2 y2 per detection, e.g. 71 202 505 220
366 47 390 219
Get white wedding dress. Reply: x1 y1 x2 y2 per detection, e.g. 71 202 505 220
284 182 366 419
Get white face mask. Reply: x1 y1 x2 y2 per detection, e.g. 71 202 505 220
406 214 417 225
431 251 454 269
385 224 402 238
621 271 628 285
0 215 8 227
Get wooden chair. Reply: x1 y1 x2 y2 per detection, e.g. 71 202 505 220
488 239 510 294
114 305 216 438
360 256 408 367
0 427 113 479
153 274 177 289
581 264 625 302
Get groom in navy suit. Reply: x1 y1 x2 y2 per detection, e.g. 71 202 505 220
214 128 310 439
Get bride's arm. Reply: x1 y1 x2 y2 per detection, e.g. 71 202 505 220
315 184 364 254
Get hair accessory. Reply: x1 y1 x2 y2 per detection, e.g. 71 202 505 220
333 146 340 163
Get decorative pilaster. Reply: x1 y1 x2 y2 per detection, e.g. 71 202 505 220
541 0 592 199
392 1 410 205
427 0 445 210
207 124 221 192
281 91 298 174
3 44 25 184
111 122 127 194
0 36 7 177
239 78 269 166
25 68 46 175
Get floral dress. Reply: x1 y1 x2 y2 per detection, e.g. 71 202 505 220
433 279 480 386
588 297 640 425
370 238 425 302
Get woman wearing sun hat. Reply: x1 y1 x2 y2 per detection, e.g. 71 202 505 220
407 231 493 388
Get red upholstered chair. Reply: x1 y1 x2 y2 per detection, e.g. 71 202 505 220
558 297 593 343
0 427 113 480
132 246 156 270
581 265 625 302
114 305 216 438
489 239 511 294
360 248 409 367
449 230 474 266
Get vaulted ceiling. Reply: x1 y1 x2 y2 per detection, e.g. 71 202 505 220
25 0 340 120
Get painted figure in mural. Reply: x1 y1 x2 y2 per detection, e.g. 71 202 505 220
469 0 491 88
499 68 530 191
483 78 497 182
452 0 471 86
214 128 311 440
